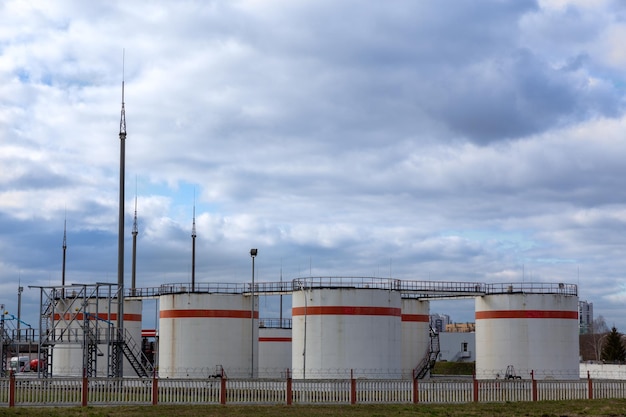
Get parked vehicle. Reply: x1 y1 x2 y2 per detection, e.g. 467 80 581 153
9 356 31 373
30 358 45 372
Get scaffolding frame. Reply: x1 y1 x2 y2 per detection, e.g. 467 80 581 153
29 283 152 378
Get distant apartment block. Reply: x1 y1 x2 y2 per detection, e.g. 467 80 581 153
578 300 593 334
430 313 451 332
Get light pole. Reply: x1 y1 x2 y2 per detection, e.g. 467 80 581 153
17 285 23 340
250 248 257 378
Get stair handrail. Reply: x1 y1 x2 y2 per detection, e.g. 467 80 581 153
119 328 154 377
413 325 440 379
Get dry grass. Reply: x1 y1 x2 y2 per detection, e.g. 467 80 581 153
1 399 626 417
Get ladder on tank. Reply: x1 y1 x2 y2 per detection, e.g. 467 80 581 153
413 326 440 379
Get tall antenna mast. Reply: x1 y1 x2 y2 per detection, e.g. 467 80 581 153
116 49 127 377
131 177 138 294
191 189 197 292
62 210 67 298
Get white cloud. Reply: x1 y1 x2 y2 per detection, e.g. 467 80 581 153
1 0 626 331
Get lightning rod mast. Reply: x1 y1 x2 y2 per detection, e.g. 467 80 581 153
116 52 127 377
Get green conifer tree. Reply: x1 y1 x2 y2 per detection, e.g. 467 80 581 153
601 326 626 363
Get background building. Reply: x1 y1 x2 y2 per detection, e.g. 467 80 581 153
579 300 593 334
438 332 475 362
430 313 451 333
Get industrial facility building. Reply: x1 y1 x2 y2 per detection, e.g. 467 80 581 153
3 277 580 382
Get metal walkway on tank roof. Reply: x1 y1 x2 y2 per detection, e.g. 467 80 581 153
123 277 577 299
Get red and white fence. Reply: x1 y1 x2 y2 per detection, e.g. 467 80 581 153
2 372 626 407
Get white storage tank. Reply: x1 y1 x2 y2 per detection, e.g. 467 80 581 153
52 298 143 377
292 278 402 379
475 283 579 380
401 298 430 378
158 291 258 378
258 323 292 378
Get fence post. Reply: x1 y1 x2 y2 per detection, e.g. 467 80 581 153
587 370 593 400
350 369 357 405
413 377 419 404
473 373 479 402
531 370 537 402
152 370 159 405
220 375 227 405
81 368 88 407
8 370 15 408
286 368 292 405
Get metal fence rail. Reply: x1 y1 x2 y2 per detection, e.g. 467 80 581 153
292 379 351 404
3 376 626 407
357 380 412 403
14 378 82 406
88 378 152 405
478 380 532 403
537 380 587 401
593 380 626 398
158 378 221 404
419 379 473 403
227 379 286 404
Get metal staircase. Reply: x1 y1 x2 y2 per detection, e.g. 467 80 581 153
414 326 440 379
83 316 100 377
33 284 154 378
38 293 56 378
111 328 154 378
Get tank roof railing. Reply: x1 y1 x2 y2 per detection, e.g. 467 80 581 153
125 281 294 297
157 282 249 295
399 280 486 298
292 276 401 291
291 277 487 298
258 318 293 329
122 279 577 298
485 282 577 296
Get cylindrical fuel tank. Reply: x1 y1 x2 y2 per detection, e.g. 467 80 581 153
475 283 579 380
258 322 292 378
158 291 258 378
292 281 402 379
401 298 430 378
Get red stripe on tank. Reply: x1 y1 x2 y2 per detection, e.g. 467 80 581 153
475 310 578 320
401 314 430 322
160 309 259 319
292 306 401 317
258 337 292 342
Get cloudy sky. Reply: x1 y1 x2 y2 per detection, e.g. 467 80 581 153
1 0 625 330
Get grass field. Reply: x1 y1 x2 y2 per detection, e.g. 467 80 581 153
430 361 475 375
2 399 626 417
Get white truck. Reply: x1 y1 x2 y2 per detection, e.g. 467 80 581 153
9 356 31 373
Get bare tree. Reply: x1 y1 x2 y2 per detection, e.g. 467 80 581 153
593 316 609 334
587 315 610 361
